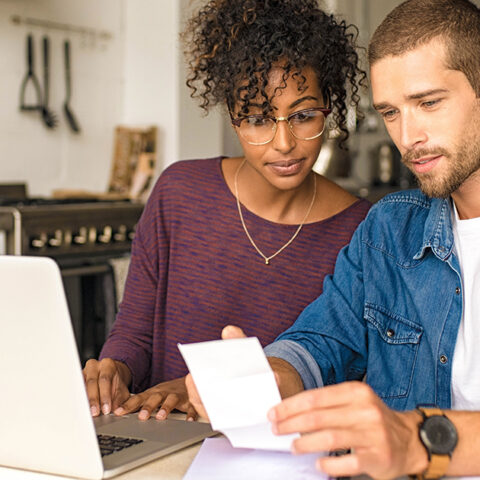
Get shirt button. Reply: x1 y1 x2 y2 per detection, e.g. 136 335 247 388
386 329 395 338
440 354 448 364
455 287 461 295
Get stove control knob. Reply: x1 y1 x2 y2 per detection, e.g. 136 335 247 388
88 227 97 244
98 226 113 244
31 232 47 249
114 225 127 242
48 229 63 247
64 230 72 247
73 227 88 245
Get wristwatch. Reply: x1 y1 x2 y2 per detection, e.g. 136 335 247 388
416 406 458 479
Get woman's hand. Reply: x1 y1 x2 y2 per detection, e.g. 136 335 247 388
114 376 198 421
83 358 131 417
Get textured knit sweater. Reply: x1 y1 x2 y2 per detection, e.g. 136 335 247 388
100 157 371 392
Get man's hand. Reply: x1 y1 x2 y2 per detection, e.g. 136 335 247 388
83 358 131 417
267 381 428 478
113 376 197 421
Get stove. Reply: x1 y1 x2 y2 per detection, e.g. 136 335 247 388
0 198 144 260
0 196 145 364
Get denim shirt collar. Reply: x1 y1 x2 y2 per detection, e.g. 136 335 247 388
413 197 454 261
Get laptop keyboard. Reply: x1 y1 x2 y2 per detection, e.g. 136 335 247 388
97 434 144 457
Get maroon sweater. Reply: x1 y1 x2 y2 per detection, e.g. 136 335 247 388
100 158 371 392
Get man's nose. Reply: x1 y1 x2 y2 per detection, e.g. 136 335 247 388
398 111 428 151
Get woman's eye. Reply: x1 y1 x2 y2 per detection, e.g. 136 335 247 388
290 111 315 123
245 116 270 127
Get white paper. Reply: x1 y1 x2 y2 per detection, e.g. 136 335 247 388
178 337 299 451
183 437 326 480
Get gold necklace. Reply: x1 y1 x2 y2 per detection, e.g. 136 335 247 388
234 159 317 265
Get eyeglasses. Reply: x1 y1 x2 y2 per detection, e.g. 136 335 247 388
231 107 331 146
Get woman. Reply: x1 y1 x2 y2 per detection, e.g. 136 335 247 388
84 0 370 421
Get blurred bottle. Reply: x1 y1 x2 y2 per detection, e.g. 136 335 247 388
371 141 415 188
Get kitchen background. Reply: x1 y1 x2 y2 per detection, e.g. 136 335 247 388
2 0 479 196
1 0 478 361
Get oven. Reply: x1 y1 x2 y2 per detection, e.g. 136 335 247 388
0 197 144 365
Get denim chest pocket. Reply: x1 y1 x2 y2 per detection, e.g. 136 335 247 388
364 304 423 399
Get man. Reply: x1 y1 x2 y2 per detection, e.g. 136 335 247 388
187 0 480 477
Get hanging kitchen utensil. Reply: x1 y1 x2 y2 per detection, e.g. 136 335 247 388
19 34 43 112
63 40 81 133
41 36 58 129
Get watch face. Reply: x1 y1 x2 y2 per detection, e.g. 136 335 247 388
420 415 458 455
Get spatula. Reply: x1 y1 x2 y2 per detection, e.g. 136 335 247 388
63 40 81 133
41 36 58 129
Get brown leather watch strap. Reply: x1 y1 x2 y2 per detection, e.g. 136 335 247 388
422 453 450 479
421 407 443 417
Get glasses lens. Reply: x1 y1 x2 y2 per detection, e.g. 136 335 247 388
237 116 276 145
289 110 326 140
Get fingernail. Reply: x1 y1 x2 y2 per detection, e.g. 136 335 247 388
187 417 194 422
156 409 166 420
271 423 278 435
90 405 99 416
114 407 125 416
267 408 276 421
102 403 110 415
139 409 149 420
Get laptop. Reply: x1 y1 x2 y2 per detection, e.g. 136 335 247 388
0 255 215 479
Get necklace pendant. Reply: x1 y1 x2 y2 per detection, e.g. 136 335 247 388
265 258 270 265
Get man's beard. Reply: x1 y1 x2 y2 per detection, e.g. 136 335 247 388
402 140 480 199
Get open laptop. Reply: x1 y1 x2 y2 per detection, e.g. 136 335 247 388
0 255 215 479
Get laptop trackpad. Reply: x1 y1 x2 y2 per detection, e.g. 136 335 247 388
94 415 214 443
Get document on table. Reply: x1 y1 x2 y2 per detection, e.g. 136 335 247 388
183 437 326 480
178 337 299 451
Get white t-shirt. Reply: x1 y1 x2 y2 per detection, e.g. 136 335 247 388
450 200 480 410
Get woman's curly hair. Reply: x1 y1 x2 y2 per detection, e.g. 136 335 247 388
182 0 366 144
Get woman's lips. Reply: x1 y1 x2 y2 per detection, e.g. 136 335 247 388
410 155 442 174
267 158 304 176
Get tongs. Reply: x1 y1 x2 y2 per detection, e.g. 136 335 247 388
19 34 43 112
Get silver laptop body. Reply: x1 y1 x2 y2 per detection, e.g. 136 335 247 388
0 255 214 479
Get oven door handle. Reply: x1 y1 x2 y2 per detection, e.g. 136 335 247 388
60 264 111 277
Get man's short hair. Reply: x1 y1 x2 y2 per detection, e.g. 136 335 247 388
368 0 480 96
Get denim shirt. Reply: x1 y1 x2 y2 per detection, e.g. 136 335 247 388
265 189 463 411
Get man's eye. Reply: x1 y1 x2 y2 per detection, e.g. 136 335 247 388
422 99 440 108
382 109 398 120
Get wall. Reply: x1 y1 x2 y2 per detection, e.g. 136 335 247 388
0 0 125 196
122 0 180 172
178 0 224 162
121 0 225 170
